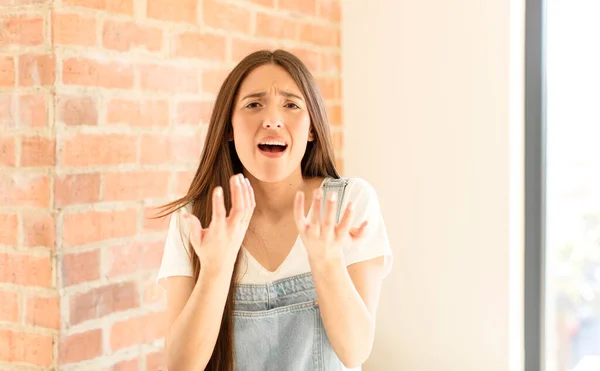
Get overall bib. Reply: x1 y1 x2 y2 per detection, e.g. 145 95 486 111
233 178 358 371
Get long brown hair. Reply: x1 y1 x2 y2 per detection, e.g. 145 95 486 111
155 49 340 370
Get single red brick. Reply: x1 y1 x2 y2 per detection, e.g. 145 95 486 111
0 56 15 86
320 52 341 75
255 13 297 40
61 133 137 167
103 20 163 52
63 0 134 15
110 310 166 351
21 136 56 167
0 290 19 323
0 253 52 287
0 136 16 166
62 208 137 247
106 242 144 278
317 0 341 22
69 281 139 325
139 64 198 93
54 173 101 207
244 0 274 6
106 240 164 277
316 77 341 101
230 38 274 63
21 211 55 248
175 100 213 126
142 206 170 232
146 0 196 23
0 329 53 367
59 329 102 365
142 240 164 271
58 96 98 126
172 32 226 60
139 133 202 165
103 171 170 202
287 47 320 73
174 170 195 196
0 173 50 207
0 213 18 245
298 23 339 47
19 54 55 86
106 99 169 126
142 274 165 305
18 94 47 128
203 0 251 34
279 0 317 15
62 58 134 89
145 350 166 371
327 104 341 126
62 249 100 286
52 12 97 46
113 358 139 371
26 295 60 330
0 94 15 127
0 16 44 46
332 130 343 151
201 68 230 95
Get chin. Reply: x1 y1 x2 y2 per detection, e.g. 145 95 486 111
243 163 301 184
249 170 292 184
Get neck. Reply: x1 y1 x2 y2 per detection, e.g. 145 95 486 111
246 170 321 222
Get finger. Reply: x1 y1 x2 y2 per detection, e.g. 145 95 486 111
349 221 369 239
309 188 322 226
228 174 244 221
183 213 202 250
294 191 308 232
242 177 252 223
210 186 225 229
322 191 337 235
335 201 355 237
247 178 256 209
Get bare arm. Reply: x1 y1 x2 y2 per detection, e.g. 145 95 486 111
295 187 388 368
163 174 256 370
310 255 385 368
165 268 234 371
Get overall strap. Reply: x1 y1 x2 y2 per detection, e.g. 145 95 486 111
321 177 349 223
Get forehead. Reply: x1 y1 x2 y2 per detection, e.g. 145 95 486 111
238 64 302 95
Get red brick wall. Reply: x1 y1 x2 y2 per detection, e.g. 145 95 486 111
0 0 341 369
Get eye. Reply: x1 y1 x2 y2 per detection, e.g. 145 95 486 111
245 102 261 109
285 102 300 109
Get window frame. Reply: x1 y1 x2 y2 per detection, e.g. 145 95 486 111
524 0 547 370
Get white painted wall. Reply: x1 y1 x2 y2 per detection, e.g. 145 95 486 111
341 1 525 370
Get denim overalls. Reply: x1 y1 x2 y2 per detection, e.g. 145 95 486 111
233 178 359 371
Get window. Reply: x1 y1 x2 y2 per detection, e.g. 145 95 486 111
526 1 600 370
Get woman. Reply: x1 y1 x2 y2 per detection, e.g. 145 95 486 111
155 49 393 371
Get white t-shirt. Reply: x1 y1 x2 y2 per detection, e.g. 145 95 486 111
156 177 393 288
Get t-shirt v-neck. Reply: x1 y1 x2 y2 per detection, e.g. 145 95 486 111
237 177 330 284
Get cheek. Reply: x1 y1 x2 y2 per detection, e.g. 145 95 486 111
292 116 312 141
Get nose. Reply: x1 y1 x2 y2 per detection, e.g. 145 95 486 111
262 119 283 129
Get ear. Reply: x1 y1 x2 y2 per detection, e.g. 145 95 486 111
308 127 314 142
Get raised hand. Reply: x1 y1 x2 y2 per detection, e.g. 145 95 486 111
294 188 368 264
182 173 255 274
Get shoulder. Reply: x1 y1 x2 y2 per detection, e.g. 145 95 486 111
323 177 383 218
338 177 381 205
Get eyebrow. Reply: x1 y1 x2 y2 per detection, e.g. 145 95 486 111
240 91 304 101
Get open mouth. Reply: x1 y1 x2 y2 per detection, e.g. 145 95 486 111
257 144 288 153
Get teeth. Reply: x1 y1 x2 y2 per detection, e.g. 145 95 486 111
259 141 286 146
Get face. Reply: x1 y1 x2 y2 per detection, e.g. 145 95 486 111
231 64 313 183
